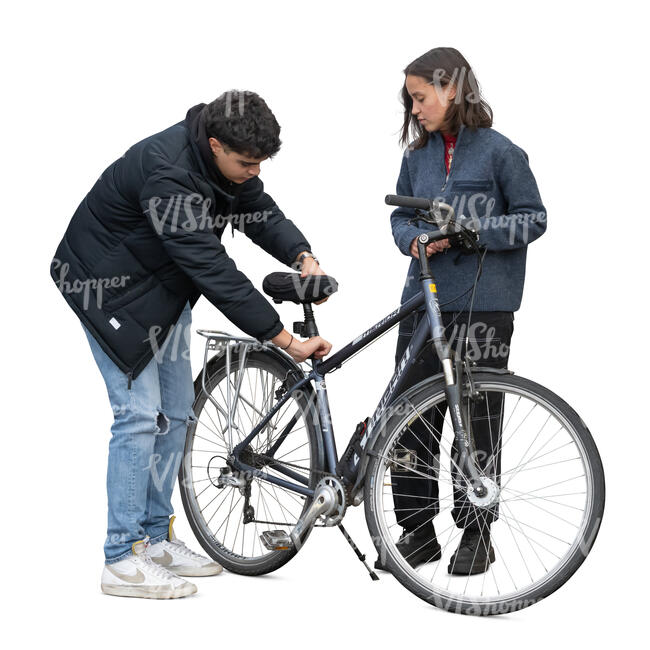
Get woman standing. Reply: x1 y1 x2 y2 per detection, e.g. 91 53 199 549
379 47 547 575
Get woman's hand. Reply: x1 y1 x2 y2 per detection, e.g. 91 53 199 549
410 236 451 258
272 330 332 362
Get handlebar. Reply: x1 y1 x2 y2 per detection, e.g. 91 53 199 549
385 194 434 210
385 194 455 219
386 193 483 301
385 193 479 253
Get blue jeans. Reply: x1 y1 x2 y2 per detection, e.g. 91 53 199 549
81 301 196 564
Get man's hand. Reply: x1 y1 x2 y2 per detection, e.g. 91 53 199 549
290 335 332 362
299 256 324 278
410 236 451 259
271 330 332 362
294 250 328 304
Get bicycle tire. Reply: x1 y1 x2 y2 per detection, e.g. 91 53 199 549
179 346 324 576
364 372 605 615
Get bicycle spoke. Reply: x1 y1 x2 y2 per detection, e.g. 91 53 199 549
369 377 601 611
184 352 317 565
499 489 586 510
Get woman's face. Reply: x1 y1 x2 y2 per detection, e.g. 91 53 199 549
405 74 457 133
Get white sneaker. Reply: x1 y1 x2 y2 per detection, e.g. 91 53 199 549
147 515 223 577
101 536 197 599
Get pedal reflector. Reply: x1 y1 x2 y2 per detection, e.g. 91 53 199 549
260 530 293 551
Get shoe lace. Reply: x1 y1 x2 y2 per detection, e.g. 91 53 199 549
166 538 206 561
139 553 181 580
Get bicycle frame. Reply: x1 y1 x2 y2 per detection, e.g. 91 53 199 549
196 229 488 510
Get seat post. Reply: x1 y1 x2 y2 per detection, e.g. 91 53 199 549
302 303 319 338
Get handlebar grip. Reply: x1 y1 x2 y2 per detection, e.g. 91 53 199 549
385 194 432 209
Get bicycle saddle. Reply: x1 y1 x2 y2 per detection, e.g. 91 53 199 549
262 272 338 304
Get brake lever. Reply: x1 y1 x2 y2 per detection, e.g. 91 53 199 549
406 212 479 253
407 208 439 227
447 220 479 252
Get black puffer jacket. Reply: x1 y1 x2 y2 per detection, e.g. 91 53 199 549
50 103 310 383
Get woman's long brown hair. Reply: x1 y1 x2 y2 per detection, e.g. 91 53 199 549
400 47 493 149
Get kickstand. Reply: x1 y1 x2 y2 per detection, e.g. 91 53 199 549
337 523 379 581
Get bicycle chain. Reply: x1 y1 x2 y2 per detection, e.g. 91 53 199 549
245 449 330 481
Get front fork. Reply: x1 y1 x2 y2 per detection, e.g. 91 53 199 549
417 235 488 499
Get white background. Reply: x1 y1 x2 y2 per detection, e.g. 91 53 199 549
2 0 647 646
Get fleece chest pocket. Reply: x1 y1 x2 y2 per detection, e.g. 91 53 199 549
451 179 494 192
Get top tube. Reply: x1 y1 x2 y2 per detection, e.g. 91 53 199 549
316 291 426 376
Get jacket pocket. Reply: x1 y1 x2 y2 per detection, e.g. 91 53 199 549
90 241 151 308
103 274 158 311
451 180 494 192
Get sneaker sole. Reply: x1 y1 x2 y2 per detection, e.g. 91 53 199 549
101 582 197 599
169 564 223 577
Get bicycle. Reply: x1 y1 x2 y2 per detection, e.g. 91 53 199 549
178 194 605 615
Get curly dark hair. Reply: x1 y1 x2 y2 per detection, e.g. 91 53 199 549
203 90 282 158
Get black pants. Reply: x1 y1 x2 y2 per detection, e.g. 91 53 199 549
391 310 514 532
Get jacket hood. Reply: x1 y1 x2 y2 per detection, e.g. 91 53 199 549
185 103 241 200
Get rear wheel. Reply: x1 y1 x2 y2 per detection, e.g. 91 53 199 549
179 346 323 575
364 372 605 615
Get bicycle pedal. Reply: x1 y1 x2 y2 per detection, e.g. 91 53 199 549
260 530 293 551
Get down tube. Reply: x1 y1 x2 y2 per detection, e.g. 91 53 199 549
356 310 432 462
312 369 338 474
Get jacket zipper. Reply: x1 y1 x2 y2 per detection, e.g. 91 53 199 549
440 125 465 192
440 152 451 191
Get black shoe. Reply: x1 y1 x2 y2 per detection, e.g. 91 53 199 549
375 524 442 571
447 527 495 575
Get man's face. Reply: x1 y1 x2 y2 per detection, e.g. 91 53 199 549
209 137 268 184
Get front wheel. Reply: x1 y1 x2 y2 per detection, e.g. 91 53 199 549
364 372 605 615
